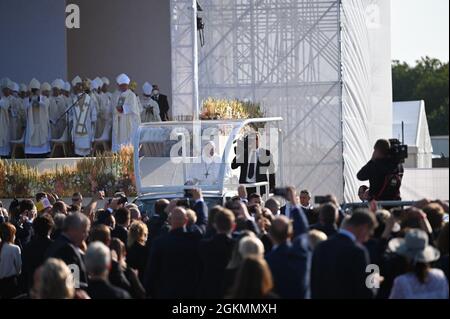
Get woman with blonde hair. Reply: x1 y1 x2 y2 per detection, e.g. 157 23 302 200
126 220 148 284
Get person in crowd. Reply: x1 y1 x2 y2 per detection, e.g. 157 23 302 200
146 199 170 245
0 222 22 298
144 207 201 298
228 256 278 299
13 199 35 248
24 78 51 158
265 215 309 299
279 187 309 237
32 258 75 299
309 203 339 237
140 82 161 122
265 197 281 216
307 229 327 251
435 222 449 280
388 229 448 299
198 208 236 298
51 201 69 216
255 212 273 253
248 193 263 206
127 203 142 222
111 207 130 245
311 209 377 299
422 203 445 240
111 73 141 152
110 238 146 299
21 214 54 291
358 185 369 202
126 220 149 284
299 190 314 210
85 241 131 299
45 212 90 287
226 200 259 234
151 84 170 121
51 213 66 240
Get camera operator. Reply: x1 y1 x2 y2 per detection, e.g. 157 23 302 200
357 139 404 201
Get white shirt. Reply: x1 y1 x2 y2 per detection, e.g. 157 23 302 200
0 242 22 279
389 269 449 299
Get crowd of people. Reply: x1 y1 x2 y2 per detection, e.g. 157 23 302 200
0 75 170 158
0 185 448 299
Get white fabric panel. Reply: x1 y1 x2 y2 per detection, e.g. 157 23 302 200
341 0 392 202
401 168 449 201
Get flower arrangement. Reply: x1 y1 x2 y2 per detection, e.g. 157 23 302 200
200 98 265 120
0 145 136 198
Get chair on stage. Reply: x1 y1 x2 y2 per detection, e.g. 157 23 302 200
10 132 25 159
50 127 70 157
92 124 111 153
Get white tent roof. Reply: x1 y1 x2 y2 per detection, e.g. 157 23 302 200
393 101 433 154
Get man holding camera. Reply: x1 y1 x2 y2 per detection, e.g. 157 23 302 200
357 139 404 201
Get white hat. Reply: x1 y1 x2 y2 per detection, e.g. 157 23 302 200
116 73 130 85
142 82 153 95
101 77 110 86
64 82 71 92
41 82 51 92
0 77 11 89
11 82 19 92
94 77 103 89
72 76 82 86
29 78 41 90
6 80 15 91
388 228 440 263
52 79 65 90
20 83 28 92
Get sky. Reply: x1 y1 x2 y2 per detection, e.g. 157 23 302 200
391 0 449 65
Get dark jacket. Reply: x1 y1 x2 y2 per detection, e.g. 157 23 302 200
311 233 373 299
192 200 208 233
86 278 131 299
291 207 310 237
309 223 338 238
198 233 235 298
357 158 403 200
265 239 309 299
111 225 128 245
45 234 88 287
144 227 201 298
152 94 170 121
126 242 148 284
21 235 53 289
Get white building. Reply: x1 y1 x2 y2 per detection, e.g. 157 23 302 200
393 101 433 168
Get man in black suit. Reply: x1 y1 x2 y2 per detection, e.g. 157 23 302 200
151 85 170 121
309 203 339 237
279 187 309 237
22 215 54 290
144 207 201 298
45 212 90 287
85 241 131 299
311 209 378 299
198 208 235 298
265 215 309 299
231 132 275 196
111 207 130 245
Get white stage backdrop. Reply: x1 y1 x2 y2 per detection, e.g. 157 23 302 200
170 0 392 202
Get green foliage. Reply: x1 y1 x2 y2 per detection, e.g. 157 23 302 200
392 57 449 135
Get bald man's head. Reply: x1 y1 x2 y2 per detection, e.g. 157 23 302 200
169 207 188 230
269 215 292 244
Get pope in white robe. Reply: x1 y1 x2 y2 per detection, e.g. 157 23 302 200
111 74 141 152
24 79 51 156
140 82 161 123
70 76 97 156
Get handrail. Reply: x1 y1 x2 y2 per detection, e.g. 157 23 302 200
341 200 416 211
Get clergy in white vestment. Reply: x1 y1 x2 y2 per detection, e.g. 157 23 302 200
49 79 67 139
0 84 12 157
97 78 113 140
111 74 141 152
24 78 51 156
70 76 97 156
140 82 161 123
